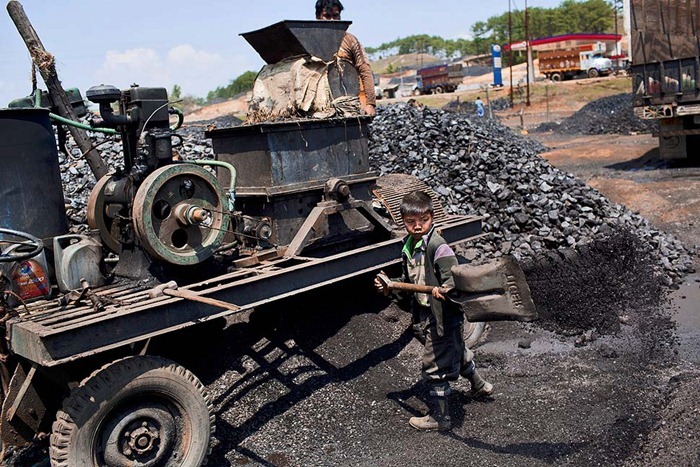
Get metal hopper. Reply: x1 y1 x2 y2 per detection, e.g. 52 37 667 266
241 19 352 64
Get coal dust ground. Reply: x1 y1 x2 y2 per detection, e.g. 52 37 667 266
168 230 690 467
139 229 696 466
7 234 696 467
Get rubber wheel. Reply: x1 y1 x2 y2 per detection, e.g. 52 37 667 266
49 356 214 467
587 68 599 78
464 321 486 348
412 88 421 96
550 73 562 82
434 86 444 94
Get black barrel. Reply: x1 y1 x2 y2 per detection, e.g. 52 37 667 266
0 108 69 240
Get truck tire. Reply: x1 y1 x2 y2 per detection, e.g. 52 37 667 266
49 356 214 467
434 86 444 94
412 88 422 96
550 73 562 82
587 68 599 78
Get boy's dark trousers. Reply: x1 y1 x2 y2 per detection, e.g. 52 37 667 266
410 302 474 382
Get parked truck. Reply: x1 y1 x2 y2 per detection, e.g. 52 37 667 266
630 0 700 159
538 42 613 81
412 63 464 95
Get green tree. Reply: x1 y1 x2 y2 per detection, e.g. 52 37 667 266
364 1 615 61
471 21 490 56
170 84 182 101
206 71 258 103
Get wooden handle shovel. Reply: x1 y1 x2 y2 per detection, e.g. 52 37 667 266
375 256 538 323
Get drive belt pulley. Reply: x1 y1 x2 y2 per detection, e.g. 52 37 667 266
87 174 130 253
132 164 229 266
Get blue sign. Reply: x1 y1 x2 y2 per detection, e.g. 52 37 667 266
491 44 503 87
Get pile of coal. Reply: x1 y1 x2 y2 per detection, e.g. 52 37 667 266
367 102 695 286
520 227 670 338
55 104 693 286
442 97 512 115
534 93 658 135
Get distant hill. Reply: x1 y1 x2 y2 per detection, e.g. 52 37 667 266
370 52 442 74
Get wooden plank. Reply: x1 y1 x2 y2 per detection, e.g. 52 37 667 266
631 0 700 63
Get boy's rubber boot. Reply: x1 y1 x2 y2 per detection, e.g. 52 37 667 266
409 396 451 431
468 370 494 398
462 362 494 398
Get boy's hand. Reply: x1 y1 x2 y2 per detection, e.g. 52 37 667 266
374 271 390 295
432 286 446 301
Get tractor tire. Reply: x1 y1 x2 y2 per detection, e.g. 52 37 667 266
49 356 213 467
550 73 562 82
587 68 599 79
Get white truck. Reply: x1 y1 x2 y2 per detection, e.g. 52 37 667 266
538 42 613 81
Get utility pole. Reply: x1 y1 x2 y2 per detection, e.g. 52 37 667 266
613 0 620 69
525 0 531 106
509 0 513 107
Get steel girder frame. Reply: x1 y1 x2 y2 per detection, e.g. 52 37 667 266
8 216 482 367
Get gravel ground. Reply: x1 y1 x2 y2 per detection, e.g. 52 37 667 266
533 93 658 135
5 94 699 466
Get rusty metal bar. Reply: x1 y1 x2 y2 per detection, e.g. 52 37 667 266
8 216 482 366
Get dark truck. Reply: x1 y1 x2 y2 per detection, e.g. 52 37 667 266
630 0 700 159
412 63 464 95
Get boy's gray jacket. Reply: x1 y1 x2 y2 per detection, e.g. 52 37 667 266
401 228 459 337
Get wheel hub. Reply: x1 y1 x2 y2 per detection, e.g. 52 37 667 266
125 421 160 456
103 406 175 466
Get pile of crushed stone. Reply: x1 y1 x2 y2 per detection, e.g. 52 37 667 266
367 102 695 286
534 93 658 135
54 103 694 288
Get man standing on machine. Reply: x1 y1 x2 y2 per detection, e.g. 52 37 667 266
315 0 377 116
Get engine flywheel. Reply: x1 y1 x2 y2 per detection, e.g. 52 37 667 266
87 174 129 253
133 164 229 266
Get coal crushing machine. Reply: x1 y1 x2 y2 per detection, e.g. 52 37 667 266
0 15 489 467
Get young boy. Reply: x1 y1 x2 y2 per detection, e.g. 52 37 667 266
376 190 493 431
475 96 485 117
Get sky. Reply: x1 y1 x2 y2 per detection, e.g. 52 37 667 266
0 0 564 106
